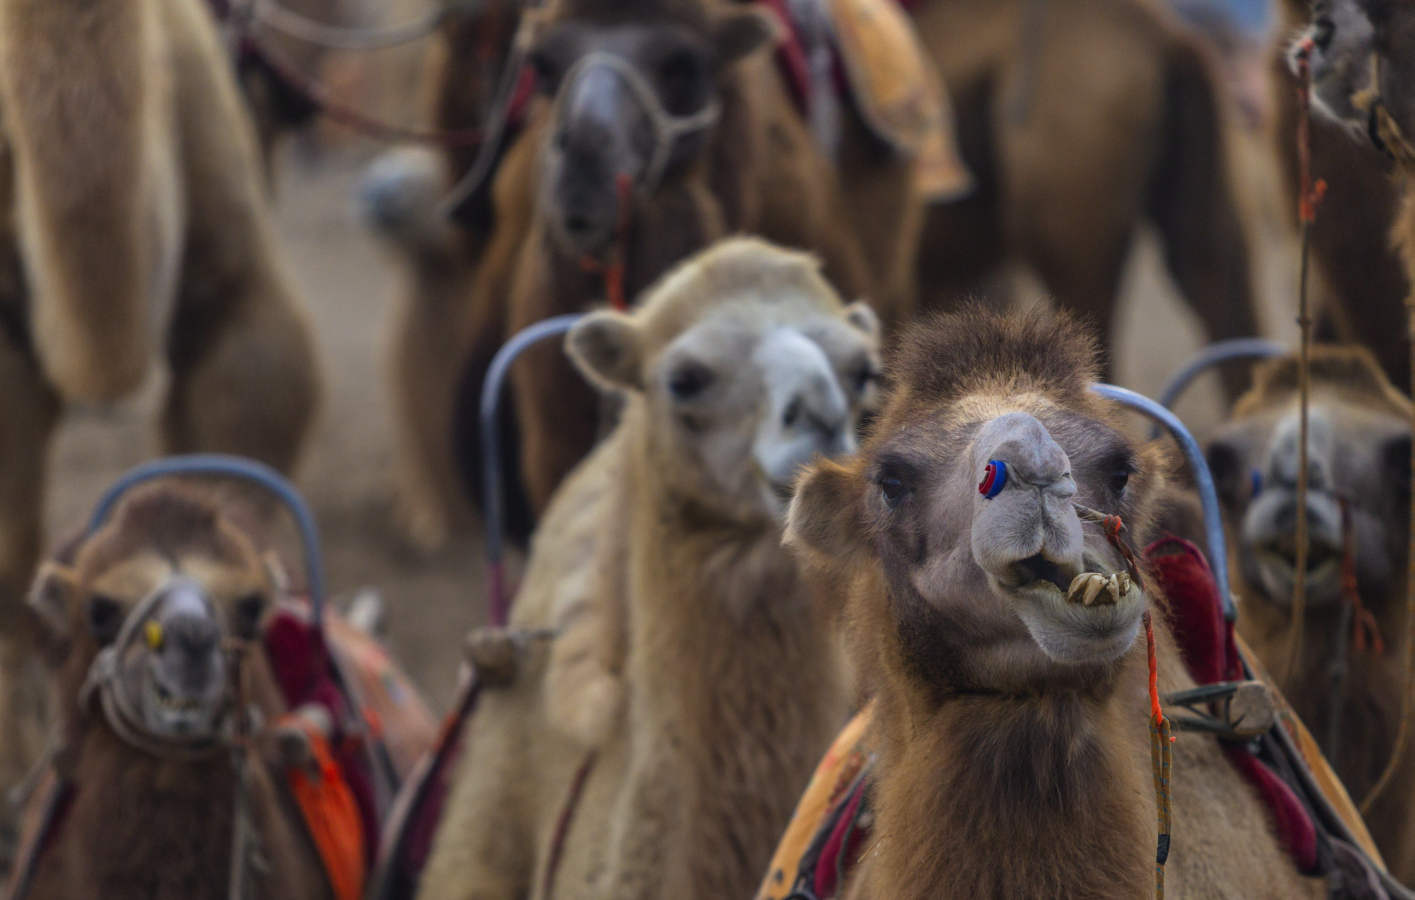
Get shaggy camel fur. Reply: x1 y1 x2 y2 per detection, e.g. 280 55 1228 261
18 486 330 899
906 0 1258 389
418 238 881 900
0 0 320 808
1273 0 1409 388
786 307 1327 898
1208 347 1415 883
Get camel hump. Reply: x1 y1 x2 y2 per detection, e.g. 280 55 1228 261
822 0 972 200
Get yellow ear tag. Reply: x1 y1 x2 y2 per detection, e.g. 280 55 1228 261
144 620 164 650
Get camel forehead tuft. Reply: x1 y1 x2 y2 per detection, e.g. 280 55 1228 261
880 305 1100 427
1234 345 1411 419
633 237 843 345
75 485 260 584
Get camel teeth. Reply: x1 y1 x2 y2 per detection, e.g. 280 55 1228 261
1082 575 1106 606
1065 573 1089 604
1115 572 1131 598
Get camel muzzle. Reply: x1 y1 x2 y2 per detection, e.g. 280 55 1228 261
969 412 1146 664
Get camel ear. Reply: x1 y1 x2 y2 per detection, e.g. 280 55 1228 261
786 459 867 566
842 301 880 342
567 311 644 392
712 7 781 65
27 562 79 643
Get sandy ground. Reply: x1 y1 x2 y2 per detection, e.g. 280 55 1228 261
40 132 1300 715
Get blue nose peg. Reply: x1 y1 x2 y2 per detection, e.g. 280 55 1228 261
978 460 1008 499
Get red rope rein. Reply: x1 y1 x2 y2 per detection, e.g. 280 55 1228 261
1081 506 1174 898
577 173 634 311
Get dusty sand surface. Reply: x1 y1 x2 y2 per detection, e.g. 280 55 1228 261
40 135 1299 714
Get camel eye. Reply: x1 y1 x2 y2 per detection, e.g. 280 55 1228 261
233 593 266 638
87 595 123 645
852 362 878 394
1314 16 1335 51
1109 464 1132 496
527 48 564 94
875 461 914 509
657 49 706 114
668 362 713 400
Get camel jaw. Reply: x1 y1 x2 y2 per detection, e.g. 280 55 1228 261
999 566 1146 666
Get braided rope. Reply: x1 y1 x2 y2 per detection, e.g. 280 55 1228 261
1287 37 1325 685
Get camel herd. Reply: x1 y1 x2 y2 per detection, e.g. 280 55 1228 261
3 0 1415 897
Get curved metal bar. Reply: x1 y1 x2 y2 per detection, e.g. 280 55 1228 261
1157 337 1286 410
1091 383 1236 622
479 313 587 627
86 454 327 625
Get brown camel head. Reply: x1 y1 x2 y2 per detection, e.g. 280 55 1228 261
787 307 1170 694
27 486 274 742
1289 0 1382 127
1207 347 1411 610
518 0 777 256
1293 0 1415 150
567 237 880 522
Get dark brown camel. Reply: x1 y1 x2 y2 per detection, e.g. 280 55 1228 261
15 486 332 899
786 307 1326 898
1273 0 1409 389
905 0 1260 390
471 0 885 521
1207 347 1415 883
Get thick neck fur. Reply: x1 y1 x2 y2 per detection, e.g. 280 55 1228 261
1238 573 1409 797
622 411 849 895
33 652 320 899
855 594 1157 899
49 729 241 899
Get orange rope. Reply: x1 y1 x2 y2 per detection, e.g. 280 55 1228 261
1082 503 1173 899
1145 611 1174 900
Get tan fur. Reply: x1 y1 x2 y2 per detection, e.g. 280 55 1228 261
1218 347 1415 883
0 0 320 800
788 308 1325 898
0 0 180 403
21 486 329 899
419 239 866 900
909 0 1258 390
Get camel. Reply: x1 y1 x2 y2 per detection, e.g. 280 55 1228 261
785 306 1327 898
906 0 1259 391
1207 346 1415 883
373 0 924 548
0 0 321 811
14 484 334 899
417 238 881 900
1271 0 1409 389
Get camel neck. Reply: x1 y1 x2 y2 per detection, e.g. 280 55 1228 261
55 728 241 899
1241 578 1411 796
864 645 1155 899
